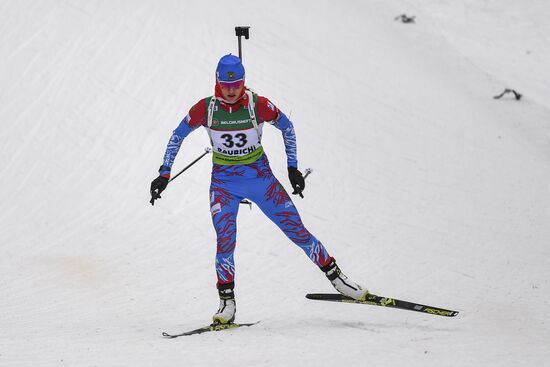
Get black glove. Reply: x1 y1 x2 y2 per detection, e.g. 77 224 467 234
150 176 169 205
288 167 305 198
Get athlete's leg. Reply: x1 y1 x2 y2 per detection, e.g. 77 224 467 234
210 179 242 287
245 165 332 267
244 157 369 300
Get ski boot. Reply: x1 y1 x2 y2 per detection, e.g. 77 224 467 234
212 282 236 324
321 259 369 301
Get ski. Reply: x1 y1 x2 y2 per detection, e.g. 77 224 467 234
162 321 259 338
306 293 458 317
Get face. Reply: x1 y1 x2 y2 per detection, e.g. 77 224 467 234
218 80 245 103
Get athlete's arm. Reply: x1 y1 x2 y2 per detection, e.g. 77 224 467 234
159 100 207 178
257 96 298 168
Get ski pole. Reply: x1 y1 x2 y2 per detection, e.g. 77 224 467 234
150 148 212 205
295 168 313 198
235 26 250 61
169 147 212 183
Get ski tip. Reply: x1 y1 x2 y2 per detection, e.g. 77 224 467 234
436 311 459 317
236 320 261 327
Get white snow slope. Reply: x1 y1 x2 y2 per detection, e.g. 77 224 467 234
1 1 550 366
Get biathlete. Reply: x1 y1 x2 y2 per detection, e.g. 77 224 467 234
150 54 368 324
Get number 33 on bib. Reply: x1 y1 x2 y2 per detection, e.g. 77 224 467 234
207 91 265 165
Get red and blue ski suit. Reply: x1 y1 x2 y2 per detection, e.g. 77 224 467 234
159 88 332 286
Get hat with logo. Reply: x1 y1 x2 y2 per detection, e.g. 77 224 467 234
216 54 245 82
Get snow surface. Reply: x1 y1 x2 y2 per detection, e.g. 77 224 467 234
1 0 550 366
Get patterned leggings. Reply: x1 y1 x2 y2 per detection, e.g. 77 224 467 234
209 155 332 286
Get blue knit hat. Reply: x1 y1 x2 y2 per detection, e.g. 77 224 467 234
216 54 245 82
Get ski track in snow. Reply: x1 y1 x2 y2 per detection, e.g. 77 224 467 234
1 1 549 366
